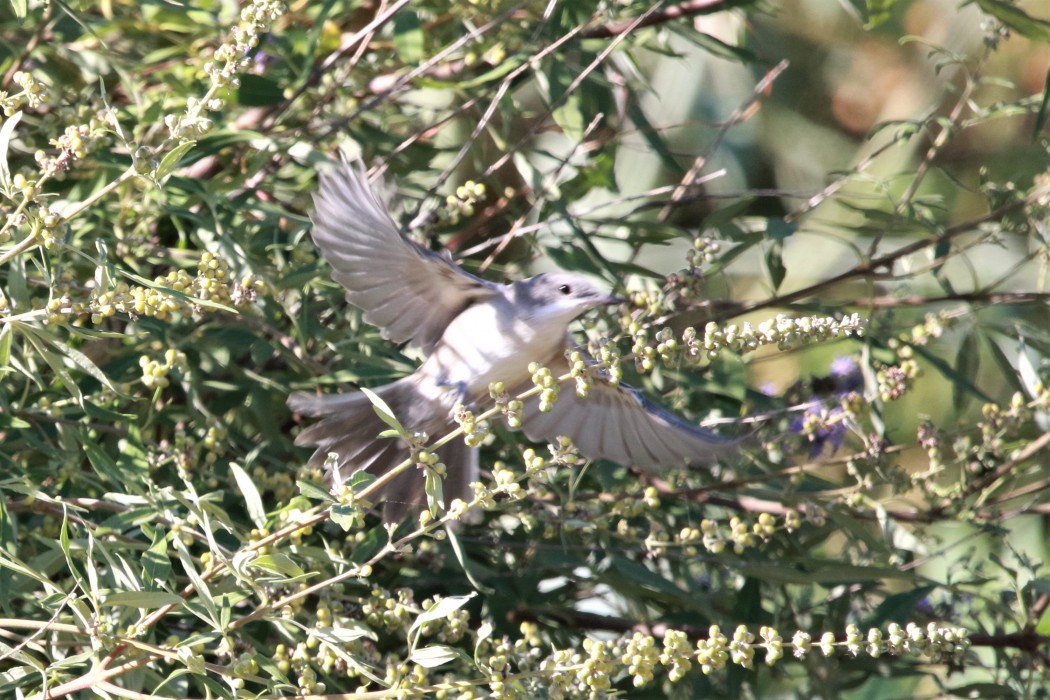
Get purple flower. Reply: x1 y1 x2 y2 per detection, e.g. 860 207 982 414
790 402 849 458
829 356 863 392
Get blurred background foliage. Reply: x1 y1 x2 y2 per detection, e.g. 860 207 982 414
1 0 1049 697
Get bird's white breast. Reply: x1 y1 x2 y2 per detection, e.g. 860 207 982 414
421 296 561 398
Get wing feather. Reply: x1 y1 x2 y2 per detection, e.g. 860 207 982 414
310 159 499 354
518 353 739 471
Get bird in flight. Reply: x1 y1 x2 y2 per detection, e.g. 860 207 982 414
289 158 737 518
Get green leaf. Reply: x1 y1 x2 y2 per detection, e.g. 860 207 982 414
8 0 27 21
410 644 471 669
142 528 172 586
103 591 185 609
976 0 1050 41
624 99 682 175
59 342 122 395
392 11 423 64
544 242 603 276
229 462 267 531
155 139 197 181
953 329 979 414
250 553 307 578
361 387 408 436
860 0 907 28
329 503 362 531
17 322 82 404
420 53 526 90
424 468 444 519
0 110 22 191
237 74 285 107
946 683 1020 699
445 521 491 593
765 217 797 241
297 480 335 503
1034 64 1050 138
173 537 218 626
764 241 786 292
668 22 758 63
865 585 935 626
349 523 386 564
84 441 125 485
409 593 476 637
735 560 911 584
909 342 993 405
313 623 377 645
1016 337 1043 400
347 470 377 493
0 323 12 369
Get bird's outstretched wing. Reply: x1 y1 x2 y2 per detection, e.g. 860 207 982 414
310 159 499 354
518 352 740 470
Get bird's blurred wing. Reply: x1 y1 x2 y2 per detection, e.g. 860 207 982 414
518 353 739 470
310 158 499 354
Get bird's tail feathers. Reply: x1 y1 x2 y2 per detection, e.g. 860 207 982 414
288 379 477 520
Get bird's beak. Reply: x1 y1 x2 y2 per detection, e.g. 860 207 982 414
603 294 628 306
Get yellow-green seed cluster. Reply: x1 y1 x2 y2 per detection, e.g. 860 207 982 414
139 348 186 390
621 312 865 373
167 0 285 139
528 362 559 412
1 71 49 115
454 402 491 447
88 252 263 325
488 381 524 428
442 180 487 226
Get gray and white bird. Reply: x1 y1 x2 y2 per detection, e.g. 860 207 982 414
289 159 736 517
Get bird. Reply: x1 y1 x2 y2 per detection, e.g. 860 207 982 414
288 158 738 519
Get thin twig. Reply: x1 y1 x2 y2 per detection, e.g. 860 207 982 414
658 59 789 220
582 0 744 39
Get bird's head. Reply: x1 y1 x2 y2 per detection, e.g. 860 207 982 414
514 272 622 327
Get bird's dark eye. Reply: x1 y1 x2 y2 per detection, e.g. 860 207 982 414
558 284 571 295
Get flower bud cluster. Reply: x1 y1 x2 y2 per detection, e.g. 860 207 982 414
44 289 76 325
674 512 781 555
567 350 591 398
168 0 285 139
695 313 865 360
587 336 622 384
686 236 720 267
453 403 490 447
1 71 49 115
912 385 1050 498
442 180 486 226
689 621 969 675
88 252 263 325
412 449 446 479
874 311 952 402
139 348 186 390
874 357 918 401
488 381 523 428
659 629 693 680
548 435 582 467
251 461 296 504
528 362 559 412
38 120 106 177
170 428 223 485
2 176 57 246
980 390 1032 438
621 632 660 686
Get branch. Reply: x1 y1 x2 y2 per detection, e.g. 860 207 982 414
710 179 1050 321
582 0 746 39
